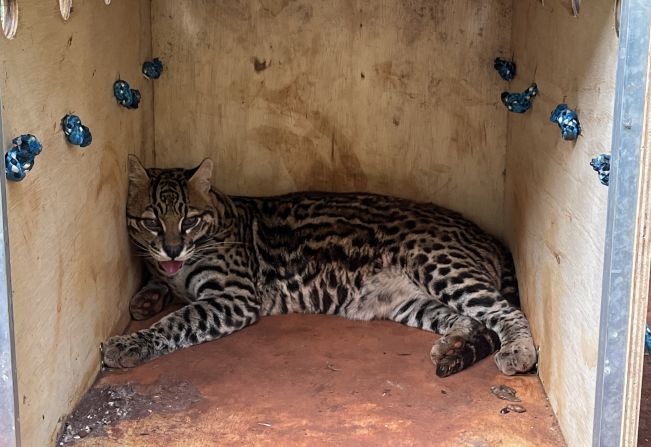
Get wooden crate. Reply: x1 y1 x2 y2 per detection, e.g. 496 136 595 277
0 1 649 446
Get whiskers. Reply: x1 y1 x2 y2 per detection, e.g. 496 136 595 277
130 239 154 258
129 233 249 264
131 252 154 258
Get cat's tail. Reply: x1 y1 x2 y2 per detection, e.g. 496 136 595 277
499 247 520 308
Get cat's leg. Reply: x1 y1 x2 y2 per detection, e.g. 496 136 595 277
352 270 497 376
102 294 260 368
129 279 173 321
390 295 500 377
442 283 536 376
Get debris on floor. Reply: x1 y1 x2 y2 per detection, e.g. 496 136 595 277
326 363 342 372
490 384 521 402
56 379 202 446
62 315 565 446
500 404 527 415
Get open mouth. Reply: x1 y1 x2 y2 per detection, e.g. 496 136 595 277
159 260 184 276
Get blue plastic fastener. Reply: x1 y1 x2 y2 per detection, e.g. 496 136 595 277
646 323 651 355
142 58 164 80
550 104 582 140
590 154 611 186
501 83 538 113
113 80 141 109
5 134 42 181
61 114 92 147
494 58 516 81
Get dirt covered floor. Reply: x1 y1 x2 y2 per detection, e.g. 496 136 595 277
59 312 565 446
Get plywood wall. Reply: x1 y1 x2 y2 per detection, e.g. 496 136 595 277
504 1 617 446
151 0 512 237
0 1 153 445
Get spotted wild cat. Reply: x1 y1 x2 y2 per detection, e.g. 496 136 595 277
101 156 536 377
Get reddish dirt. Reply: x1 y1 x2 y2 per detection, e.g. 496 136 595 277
69 311 565 447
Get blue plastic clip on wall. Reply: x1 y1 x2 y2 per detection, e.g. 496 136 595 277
142 58 163 80
646 324 651 355
61 114 92 147
550 104 582 140
590 154 610 186
5 134 42 181
494 58 516 81
501 83 538 113
113 80 141 109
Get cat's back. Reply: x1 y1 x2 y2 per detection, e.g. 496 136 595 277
232 191 503 263
234 191 470 230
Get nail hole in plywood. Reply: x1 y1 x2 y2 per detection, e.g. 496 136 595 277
59 0 72 21
0 0 18 40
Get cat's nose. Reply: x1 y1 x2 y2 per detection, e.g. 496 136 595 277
164 244 183 259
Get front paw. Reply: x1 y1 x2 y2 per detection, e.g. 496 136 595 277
101 334 152 369
130 285 169 320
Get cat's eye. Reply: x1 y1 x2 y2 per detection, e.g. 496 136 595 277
142 219 162 232
182 216 200 231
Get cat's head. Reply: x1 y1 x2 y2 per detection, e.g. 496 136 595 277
126 155 221 277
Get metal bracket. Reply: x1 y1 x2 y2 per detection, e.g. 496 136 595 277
572 0 581 17
615 0 622 37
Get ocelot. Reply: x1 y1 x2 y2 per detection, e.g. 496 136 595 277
101 156 537 377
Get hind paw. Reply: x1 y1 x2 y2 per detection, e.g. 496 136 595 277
430 335 467 378
495 338 537 375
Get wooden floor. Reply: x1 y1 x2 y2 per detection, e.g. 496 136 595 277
64 312 565 447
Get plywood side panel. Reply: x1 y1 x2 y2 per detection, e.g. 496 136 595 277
504 1 617 446
0 1 153 446
151 0 511 237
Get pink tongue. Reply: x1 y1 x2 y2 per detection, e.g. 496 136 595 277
159 260 183 275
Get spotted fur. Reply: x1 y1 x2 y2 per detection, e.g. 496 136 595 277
102 156 537 377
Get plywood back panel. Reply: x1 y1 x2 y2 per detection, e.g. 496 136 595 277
504 1 617 446
0 1 153 445
151 0 511 237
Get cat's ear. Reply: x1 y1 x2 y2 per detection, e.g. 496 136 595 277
127 155 150 206
188 158 213 195
128 155 149 185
